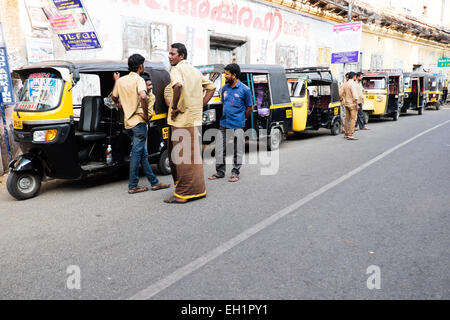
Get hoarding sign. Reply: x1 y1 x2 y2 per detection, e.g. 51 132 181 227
0 23 15 106
46 0 101 50
331 22 362 64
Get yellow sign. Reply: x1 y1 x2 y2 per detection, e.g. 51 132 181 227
286 109 293 118
13 120 23 130
334 108 339 116
162 127 169 139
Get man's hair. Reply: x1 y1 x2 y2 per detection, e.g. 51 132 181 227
356 72 364 77
141 74 152 82
345 72 350 79
171 43 188 60
224 63 241 79
128 54 145 72
348 71 356 79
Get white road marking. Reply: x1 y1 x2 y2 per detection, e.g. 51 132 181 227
127 120 450 300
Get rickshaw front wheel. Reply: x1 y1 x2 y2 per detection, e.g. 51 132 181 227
364 111 370 124
268 127 282 151
157 149 171 175
7 171 42 201
330 120 340 136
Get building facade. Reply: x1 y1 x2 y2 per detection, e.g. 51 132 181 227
0 0 449 172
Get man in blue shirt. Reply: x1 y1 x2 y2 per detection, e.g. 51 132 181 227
208 64 253 182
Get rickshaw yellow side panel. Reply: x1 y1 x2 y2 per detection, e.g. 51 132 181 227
13 81 74 123
291 97 307 132
211 96 221 103
363 90 387 115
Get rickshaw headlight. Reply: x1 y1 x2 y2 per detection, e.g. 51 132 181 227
203 109 216 125
33 129 58 142
376 96 383 102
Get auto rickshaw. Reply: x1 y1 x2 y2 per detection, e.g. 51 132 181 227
285 67 341 136
196 64 293 151
362 70 404 122
8 60 171 200
425 74 443 110
402 72 426 115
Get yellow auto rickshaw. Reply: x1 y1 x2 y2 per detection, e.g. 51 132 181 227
285 67 341 136
362 70 404 122
8 60 171 200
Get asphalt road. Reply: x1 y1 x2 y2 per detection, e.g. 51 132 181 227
0 105 449 300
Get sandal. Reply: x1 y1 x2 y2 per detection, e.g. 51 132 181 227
128 186 149 194
228 174 239 183
164 196 188 204
208 173 224 180
151 182 171 191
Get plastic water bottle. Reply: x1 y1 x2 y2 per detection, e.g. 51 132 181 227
106 145 112 165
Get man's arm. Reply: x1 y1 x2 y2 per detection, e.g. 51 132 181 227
139 91 149 123
202 75 216 107
203 89 215 107
171 83 183 121
111 72 121 108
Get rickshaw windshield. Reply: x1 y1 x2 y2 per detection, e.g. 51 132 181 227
204 72 223 97
362 78 386 90
404 77 411 89
18 74 65 111
287 79 306 97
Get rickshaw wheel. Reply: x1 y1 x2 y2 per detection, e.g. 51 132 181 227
268 127 282 151
157 149 171 175
436 102 441 110
364 112 370 124
331 120 340 136
7 171 42 201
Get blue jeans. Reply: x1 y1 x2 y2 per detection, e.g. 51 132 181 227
128 123 159 189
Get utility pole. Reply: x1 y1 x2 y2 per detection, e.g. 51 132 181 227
348 0 354 22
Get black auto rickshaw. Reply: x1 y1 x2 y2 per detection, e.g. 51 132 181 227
8 60 171 200
362 70 404 121
402 72 426 115
285 67 341 135
196 64 293 151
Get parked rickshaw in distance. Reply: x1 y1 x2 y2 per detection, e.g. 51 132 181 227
197 64 293 151
402 72 426 115
8 60 171 200
362 69 404 122
285 67 341 136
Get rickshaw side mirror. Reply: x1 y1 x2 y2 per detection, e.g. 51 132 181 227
72 70 80 85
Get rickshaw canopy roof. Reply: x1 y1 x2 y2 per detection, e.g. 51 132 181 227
14 60 168 74
362 69 403 77
196 63 291 106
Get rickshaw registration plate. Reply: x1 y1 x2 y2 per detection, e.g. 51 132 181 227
162 127 169 139
13 120 23 130
334 108 339 116
368 95 375 99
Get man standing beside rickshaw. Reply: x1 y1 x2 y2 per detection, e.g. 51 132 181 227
165 43 215 204
339 72 360 140
208 63 253 183
112 54 171 194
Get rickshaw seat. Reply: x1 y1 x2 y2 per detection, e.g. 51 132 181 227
76 96 107 141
